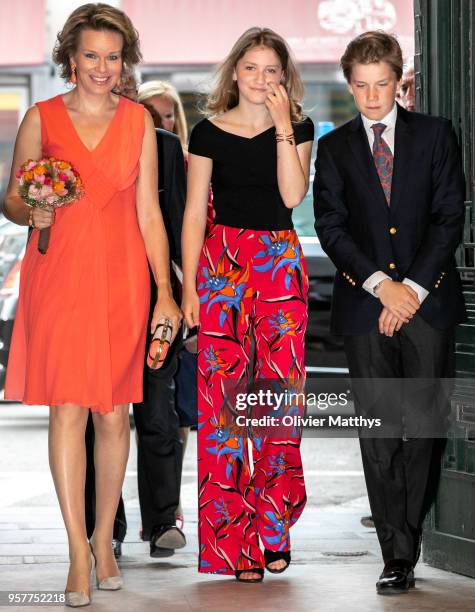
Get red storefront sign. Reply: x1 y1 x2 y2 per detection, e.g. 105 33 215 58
123 0 414 64
0 0 45 65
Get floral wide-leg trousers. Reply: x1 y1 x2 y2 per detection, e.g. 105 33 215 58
197 224 308 575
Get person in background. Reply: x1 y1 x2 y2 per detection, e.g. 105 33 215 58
396 57 415 112
182 27 313 582
138 80 198 532
314 31 465 595
133 83 189 556
3 3 180 606
138 80 188 147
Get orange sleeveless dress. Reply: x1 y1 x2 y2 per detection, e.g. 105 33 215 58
4 95 150 414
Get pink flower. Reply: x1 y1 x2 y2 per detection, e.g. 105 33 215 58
40 184 54 198
63 170 75 183
19 157 82 210
28 183 54 201
28 184 39 199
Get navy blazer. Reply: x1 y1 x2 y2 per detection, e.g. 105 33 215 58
313 103 467 335
155 128 186 266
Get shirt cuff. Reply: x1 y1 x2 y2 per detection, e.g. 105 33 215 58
363 271 391 297
402 278 429 304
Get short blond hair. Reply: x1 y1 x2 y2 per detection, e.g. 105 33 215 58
138 80 188 147
53 3 141 85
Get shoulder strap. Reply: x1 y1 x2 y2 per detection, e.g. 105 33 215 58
35 96 63 150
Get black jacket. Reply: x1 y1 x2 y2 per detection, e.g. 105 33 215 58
313 103 466 335
155 128 186 265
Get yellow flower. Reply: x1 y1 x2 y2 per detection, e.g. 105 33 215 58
53 181 65 193
35 165 46 175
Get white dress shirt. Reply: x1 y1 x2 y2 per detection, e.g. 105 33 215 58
360 104 429 304
361 103 397 154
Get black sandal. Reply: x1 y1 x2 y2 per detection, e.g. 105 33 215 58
264 549 291 574
235 568 264 583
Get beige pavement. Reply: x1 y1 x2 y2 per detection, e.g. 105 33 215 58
1 405 474 610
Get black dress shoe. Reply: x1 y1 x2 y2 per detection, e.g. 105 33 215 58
150 525 186 558
360 515 375 528
112 538 122 560
376 559 415 595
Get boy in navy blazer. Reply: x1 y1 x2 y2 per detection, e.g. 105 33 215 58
314 31 466 595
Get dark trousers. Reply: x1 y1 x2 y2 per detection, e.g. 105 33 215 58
85 413 127 542
344 314 454 564
132 335 183 541
85 337 183 542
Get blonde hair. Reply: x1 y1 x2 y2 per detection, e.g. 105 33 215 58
138 80 188 147
53 3 141 86
206 27 304 121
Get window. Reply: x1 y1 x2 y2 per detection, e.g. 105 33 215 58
293 81 355 238
0 88 29 204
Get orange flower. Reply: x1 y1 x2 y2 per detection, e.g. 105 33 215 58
23 171 34 181
53 181 65 193
58 161 70 170
34 165 46 175
75 177 82 187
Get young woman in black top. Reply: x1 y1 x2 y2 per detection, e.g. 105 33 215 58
182 27 314 582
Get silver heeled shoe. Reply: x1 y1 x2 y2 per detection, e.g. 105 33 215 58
89 542 123 591
64 552 94 607
96 575 124 591
64 591 91 608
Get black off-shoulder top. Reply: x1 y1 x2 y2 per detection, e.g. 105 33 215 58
188 117 314 230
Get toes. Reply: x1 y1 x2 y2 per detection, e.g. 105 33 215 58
268 560 285 570
240 571 261 580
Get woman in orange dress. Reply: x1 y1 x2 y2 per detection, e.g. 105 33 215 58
3 5 181 607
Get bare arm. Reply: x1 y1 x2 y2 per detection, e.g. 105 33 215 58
2 106 55 229
266 83 312 208
181 152 212 327
136 109 181 335
277 139 312 208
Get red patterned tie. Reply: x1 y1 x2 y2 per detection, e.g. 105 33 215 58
371 123 393 205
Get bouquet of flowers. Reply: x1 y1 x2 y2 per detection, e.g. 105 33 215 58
16 157 84 254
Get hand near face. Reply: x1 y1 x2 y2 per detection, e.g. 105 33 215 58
265 81 292 131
